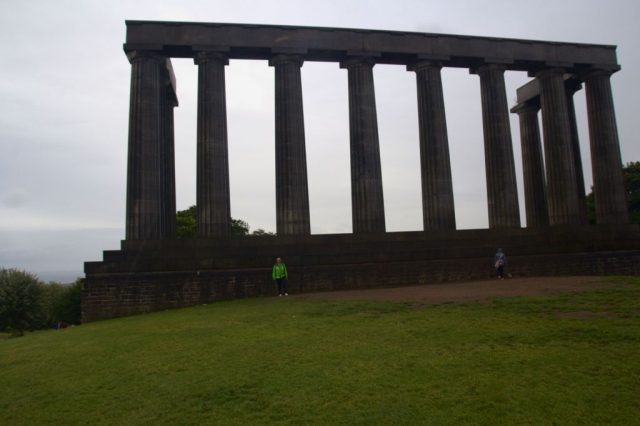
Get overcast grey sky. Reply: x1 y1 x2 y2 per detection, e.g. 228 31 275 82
1 0 639 281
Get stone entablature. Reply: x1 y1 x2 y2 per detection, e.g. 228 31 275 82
124 21 619 72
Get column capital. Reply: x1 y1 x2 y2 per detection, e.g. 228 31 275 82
511 100 540 114
565 76 583 95
126 50 164 64
407 60 442 73
340 56 376 70
269 54 304 67
582 68 616 80
534 67 567 80
470 63 506 76
194 51 229 66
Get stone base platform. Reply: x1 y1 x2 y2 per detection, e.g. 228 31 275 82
82 224 640 322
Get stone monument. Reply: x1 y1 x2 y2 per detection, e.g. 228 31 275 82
83 21 640 322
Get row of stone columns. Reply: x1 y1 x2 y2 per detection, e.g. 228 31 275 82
125 50 628 240
190 52 454 238
512 69 628 227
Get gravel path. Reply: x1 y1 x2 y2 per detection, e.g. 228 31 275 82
295 276 614 305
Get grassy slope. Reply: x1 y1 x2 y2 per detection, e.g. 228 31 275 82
1 277 640 425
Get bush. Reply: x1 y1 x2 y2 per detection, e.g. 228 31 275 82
0 268 46 336
42 279 82 326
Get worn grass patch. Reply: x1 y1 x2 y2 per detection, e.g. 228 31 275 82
1 277 640 425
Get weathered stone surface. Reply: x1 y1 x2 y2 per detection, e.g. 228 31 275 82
83 224 640 322
584 70 629 224
124 21 619 72
475 64 520 228
341 57 386 233
537 68 582 225
565 80 589 224
410 61 456 231
195 51 231 237
270 55 311 235
160 62 177 238
513 102 549 227
125 51 174 240
512 75 589 225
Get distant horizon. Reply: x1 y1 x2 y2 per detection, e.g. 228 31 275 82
36 270 83 284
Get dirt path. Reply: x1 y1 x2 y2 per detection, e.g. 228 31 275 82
295 276 615 305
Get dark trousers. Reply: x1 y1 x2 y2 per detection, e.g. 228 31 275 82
275 278 288 294
496 266 505 278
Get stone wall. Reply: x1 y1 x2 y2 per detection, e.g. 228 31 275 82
83 225 640 322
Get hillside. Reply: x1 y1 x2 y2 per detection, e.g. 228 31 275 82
2 277 640 424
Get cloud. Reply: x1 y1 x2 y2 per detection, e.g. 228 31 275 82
2 190 29 208
1 0 639 277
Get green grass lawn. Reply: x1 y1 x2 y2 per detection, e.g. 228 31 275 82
2 277 640 425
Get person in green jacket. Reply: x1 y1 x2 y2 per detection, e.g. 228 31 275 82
272 257 288 296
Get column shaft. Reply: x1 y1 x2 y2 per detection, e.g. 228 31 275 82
565 84 589 224
341 57 385 233
584 70 628 224
159 72 177 238
411 61 455 230
195 52 231 237
270 55 311 235
476 64 520 228
537 68 581 225
125 51 165 240
515 103 549 227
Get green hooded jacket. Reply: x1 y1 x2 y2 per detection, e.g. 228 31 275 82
272 263 288 280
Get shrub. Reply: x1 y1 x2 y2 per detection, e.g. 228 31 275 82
0 268 46 336
42 279 82 326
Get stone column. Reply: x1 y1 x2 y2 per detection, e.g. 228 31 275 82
409 61 455 231
160 61 178 238
565 80 588 224
195 51 231 237
269 55 311 235
512 102 549 227
125 51 166 240
537 68 582 225
475 64 520 228
340 57 385 233
584 69 629 224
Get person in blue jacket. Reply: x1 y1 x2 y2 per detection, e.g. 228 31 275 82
494 248 507 279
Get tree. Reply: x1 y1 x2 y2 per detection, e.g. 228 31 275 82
176 205 196 238
586 161 640 224
230 218 250 236
624 161 640 224
41 279 82 326
175 206 271 238
251 228 276 236
0 269 45 336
